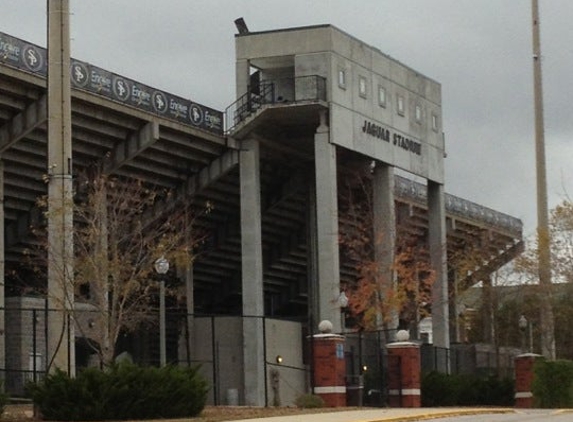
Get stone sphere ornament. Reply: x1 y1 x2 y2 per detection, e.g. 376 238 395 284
318 320 333 333
395 329 410 342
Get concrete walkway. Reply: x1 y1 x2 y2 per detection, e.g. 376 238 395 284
228 408 515 422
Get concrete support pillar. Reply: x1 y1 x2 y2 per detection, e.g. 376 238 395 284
313 111 342 333
312 333 346 407
515 353 541 408
387 337 421 407
482 277 494 344
373 162 396 332
47 0 74 375
0 160 4 372
307 183 319 331
448 268 458 343
428 181 449 353
240 138 265 406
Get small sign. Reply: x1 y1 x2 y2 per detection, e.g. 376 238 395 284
336 343 344 359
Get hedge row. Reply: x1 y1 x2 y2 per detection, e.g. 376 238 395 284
26 363 209 421
532 359 573 408
421 371 514 407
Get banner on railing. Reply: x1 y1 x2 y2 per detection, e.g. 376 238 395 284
0 32 223 135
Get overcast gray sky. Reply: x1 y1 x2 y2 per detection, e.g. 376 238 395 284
2 0 573 237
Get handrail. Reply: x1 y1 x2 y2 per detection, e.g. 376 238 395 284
225 75 326 133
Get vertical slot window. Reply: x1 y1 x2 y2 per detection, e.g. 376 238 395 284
338 68 346 89
359 76 367 98
432 113 439 131
415 104 422 123
378 86 387 107
397 95 405 116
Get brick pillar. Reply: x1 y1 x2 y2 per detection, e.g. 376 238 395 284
312 333 346 407
515 353 541 408
387 339 421 407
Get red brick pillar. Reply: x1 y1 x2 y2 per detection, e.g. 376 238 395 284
387 336 421 408
515 353 541 408
312 333 346 407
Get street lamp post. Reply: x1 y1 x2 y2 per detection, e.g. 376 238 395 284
154 256 169 367
519 315 527 352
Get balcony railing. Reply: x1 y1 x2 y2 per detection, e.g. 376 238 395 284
394 175 523 236
225 75 326 133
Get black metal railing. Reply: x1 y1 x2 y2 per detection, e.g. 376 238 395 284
225 75 326 133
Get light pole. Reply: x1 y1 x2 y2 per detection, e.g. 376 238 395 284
154 256 169 366
519 315 528 352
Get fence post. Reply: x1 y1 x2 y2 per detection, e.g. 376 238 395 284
311 320 346 407
514 353 541 408
210 316 218 405
386 331 421 407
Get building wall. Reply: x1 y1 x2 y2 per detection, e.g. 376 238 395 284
265 319 306 406
326 27 444 182
236 25 444 182
193 316 306 406
193 316 244 405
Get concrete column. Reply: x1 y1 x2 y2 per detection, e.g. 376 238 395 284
449 268 461 343
0 160 4 372
240 138 265 406
313 111 342 333
482 277 494 344
515 353 542 408
373 162 396 331
307 183 319 331
387 336 421 407
47 0 74 375
312 333 346 407
428 181 449 352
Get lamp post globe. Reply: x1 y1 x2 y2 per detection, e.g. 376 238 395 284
154 256 169 275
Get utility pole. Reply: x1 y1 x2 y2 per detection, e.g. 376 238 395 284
531 0 555 360
47 0 75 374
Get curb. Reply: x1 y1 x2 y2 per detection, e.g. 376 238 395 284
360 408 515 422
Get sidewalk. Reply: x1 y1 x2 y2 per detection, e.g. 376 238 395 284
227 408 515 422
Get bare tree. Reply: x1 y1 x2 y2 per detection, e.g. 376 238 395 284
31 166 210 366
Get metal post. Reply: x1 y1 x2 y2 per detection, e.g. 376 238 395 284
529 323 533 353
32 309 37 382
531 0 555 360
210 315 218 405
154 256 169 367
263 316 268 407
159 278 166 366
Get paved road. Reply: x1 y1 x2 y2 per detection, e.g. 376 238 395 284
429 410 573 422
229 408 573 422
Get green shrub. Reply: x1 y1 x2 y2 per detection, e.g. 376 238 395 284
26 363 209 420
532 359 573 408
294 393 325 408
421 371 514 407
421 371 459 406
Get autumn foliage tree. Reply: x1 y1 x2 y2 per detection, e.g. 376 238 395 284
30 165 210 366
338 167 435 335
